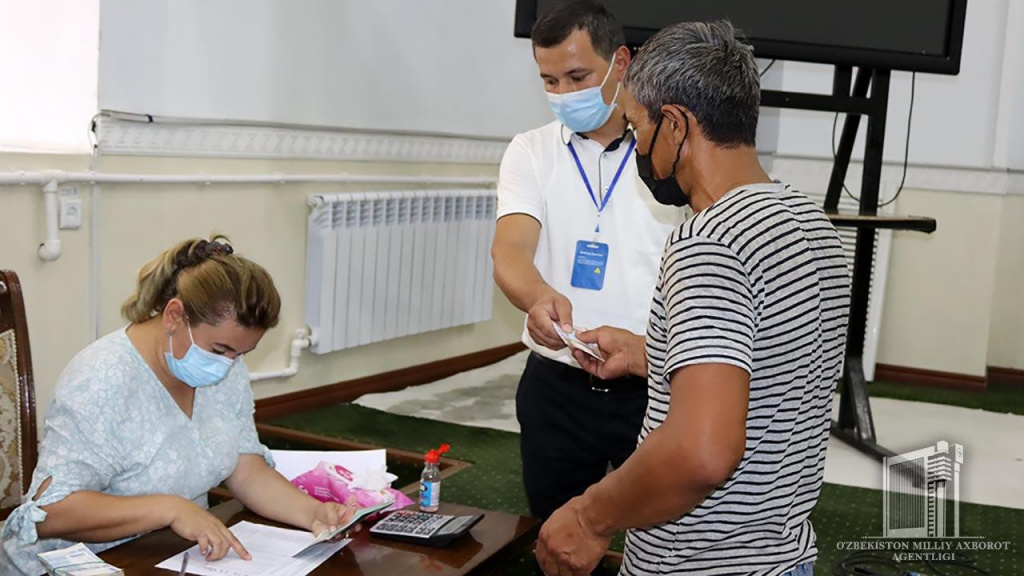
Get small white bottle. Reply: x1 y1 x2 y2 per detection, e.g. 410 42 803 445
419 443 450 513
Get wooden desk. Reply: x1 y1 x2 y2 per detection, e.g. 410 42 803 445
100 500 538 575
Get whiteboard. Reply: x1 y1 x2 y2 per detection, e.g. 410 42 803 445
98 0 553 139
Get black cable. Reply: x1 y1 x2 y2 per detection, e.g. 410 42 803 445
760 59 777 77
831 551 904 575
831 72 917 208
923 552 991 576
879 72 916 208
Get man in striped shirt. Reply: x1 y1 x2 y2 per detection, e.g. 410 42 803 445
535 20 851 576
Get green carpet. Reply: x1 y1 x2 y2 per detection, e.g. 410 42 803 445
869 380 1024 416
268 403 1023 575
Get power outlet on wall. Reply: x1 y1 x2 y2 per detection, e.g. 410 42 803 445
59 187 83 230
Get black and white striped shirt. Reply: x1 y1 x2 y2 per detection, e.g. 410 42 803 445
623 183 851 576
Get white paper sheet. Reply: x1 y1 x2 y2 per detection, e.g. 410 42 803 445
270 449 387 481
155 521 348 576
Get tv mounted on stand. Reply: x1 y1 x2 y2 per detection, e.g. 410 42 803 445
515 0 966 74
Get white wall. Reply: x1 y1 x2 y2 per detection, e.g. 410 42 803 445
994 0 1024 170
774 0 1013 170
0 0 99 153
98 0 553 139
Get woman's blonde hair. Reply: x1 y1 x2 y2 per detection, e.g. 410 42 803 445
121 235 281 330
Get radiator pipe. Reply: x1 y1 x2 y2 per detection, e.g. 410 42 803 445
249 328 312 382
38 179 62 262
0 170 496 263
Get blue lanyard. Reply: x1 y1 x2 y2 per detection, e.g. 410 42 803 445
567 138 637 233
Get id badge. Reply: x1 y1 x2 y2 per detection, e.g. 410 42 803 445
571 240 609 291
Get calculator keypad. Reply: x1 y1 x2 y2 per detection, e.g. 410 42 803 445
372 511 454 538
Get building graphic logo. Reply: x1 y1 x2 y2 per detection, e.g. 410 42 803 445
882 440 964 538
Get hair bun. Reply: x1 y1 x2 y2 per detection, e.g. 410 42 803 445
201 240 234 258
174 239 234 271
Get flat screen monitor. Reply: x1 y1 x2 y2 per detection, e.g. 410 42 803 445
514 0 967 75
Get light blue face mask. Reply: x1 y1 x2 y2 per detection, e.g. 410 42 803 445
546 57 621 134
165 323 235 388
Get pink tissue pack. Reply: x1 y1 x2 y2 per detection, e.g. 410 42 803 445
291 461 413 513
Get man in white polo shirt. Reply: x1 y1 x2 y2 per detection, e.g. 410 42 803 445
491 0 684 519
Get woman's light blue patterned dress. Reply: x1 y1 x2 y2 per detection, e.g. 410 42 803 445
1 328 273 575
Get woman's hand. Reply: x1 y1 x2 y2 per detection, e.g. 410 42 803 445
310 500 359 540
227 455 363 542
167 497 251 561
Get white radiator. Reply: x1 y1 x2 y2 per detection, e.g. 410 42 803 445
304 189 496 354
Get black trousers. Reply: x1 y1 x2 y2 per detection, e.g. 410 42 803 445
516 352 648 519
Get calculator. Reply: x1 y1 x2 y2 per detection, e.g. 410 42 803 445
369 510 484 548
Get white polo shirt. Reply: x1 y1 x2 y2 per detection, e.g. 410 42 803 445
497 120 686 365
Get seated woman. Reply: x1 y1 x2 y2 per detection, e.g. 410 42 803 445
1 236 354 575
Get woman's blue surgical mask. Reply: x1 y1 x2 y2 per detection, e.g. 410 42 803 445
165 323 235 388
546 58 621 134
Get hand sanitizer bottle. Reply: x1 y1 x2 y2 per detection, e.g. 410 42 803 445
419 443 450 513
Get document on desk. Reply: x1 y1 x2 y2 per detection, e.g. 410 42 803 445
155 521 349 576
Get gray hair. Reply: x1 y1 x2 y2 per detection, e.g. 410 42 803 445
625 20 760 147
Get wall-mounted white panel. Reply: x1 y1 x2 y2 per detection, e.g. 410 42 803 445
99 0 553 139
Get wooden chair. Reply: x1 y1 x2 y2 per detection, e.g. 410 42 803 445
0 270 38 520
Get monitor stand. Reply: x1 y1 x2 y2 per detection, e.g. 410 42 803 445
762 66 936 461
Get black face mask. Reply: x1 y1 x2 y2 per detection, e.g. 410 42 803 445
635 114 689 207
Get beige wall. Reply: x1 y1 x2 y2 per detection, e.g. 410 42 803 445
876 188 1012 377
0 153 523 432
989 192 1024 370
